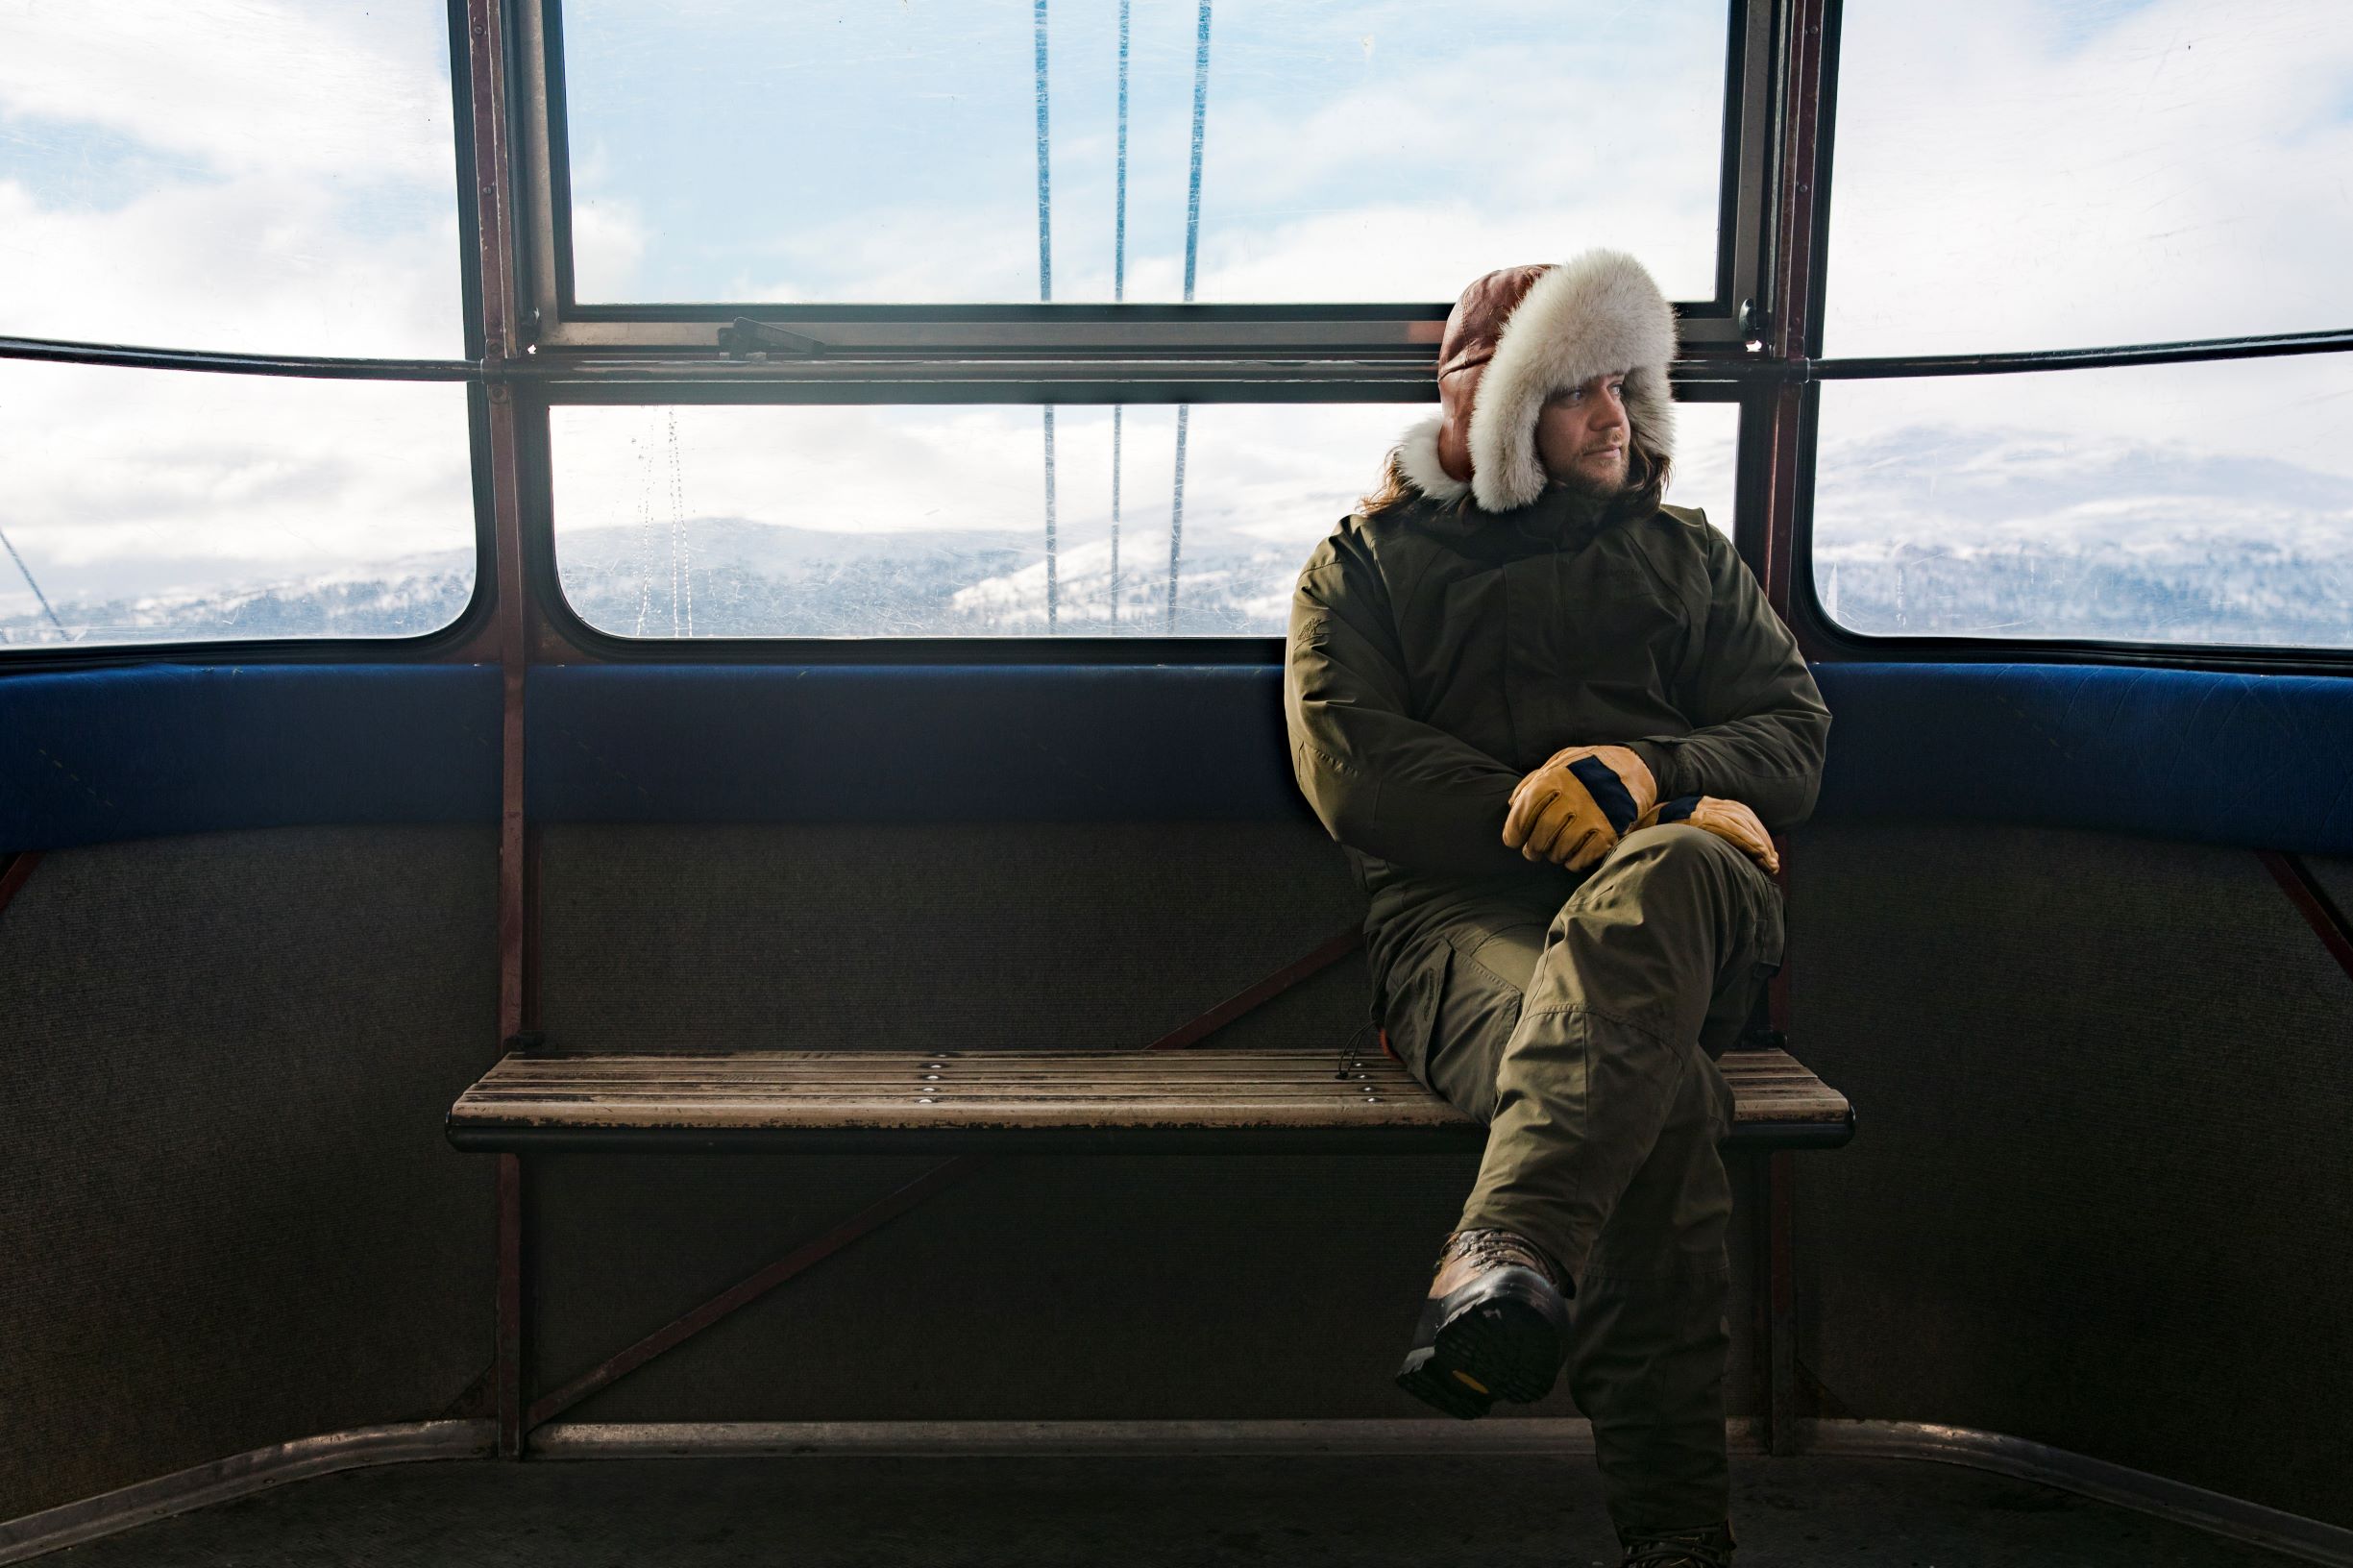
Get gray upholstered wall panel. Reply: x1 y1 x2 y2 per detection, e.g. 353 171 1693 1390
534 822 1372 1054
527 1151 1765 1425
1787 822 2353 1527
525 822 1763 1423
0 827 499 1522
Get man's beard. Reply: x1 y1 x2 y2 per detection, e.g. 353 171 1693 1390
1549 459 1633 507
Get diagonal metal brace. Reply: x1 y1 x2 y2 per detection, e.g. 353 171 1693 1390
520 922 1367 1431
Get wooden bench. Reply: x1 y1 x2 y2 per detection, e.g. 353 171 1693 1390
448 1041 1853 1155
442 1006 1850 1446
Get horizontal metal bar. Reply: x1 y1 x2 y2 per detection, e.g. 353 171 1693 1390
530 1417 1627 1458
525 1418 2353 1563
1805 327 2353 381
527 353 1763 404
0 1421 493 1566
1793 1420 2353 1567
451 1124 1487 1156
0 334 479 381
446 1118 1852 1156
544 304 1748 346
19 325 2341 395
14 1414 2336 1565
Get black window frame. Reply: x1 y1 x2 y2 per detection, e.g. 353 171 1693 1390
517 0 1778 354
10 0 2341 675
498 0 1782 664
1779 0 2353 677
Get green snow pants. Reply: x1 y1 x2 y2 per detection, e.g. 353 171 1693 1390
1383 823 1785 1538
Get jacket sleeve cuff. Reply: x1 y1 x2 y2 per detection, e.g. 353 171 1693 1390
1625 739 1681 801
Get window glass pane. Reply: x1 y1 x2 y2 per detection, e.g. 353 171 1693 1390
1809 355 2353 649
1825 0 2351 356
551 401 1738 638
0 1 463 355
0 363 477 649
561 0 1728 305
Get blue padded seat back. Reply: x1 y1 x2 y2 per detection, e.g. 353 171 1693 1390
0 664 501 852
1811 662 2353 853
5 659 2348 854
525 663 1302 823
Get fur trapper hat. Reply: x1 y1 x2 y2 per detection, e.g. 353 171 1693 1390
1396 250 1679 513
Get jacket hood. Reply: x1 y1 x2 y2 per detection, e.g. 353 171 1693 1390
1395 250 1679 514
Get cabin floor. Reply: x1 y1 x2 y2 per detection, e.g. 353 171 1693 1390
45 1452 2311 1567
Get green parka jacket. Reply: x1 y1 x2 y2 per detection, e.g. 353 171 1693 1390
1283 483 1830 1011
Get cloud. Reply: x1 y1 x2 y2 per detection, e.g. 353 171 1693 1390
0 177 462 355
0 0 475 629
0 0 453 184
1815 345 2353 484
562 0 1728 305
0 0 464 355
1825 0 2353 355
0 361 474 618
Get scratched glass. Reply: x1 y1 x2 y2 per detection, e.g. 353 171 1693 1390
1811 353 2353 649
549 401 1740 638
0 0 464 355
557 0 1731 305
1825 0 2351 355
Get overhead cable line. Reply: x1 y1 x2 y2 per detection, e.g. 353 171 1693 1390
1033 0 1059 633
1110 0 1131 628
0 524 68 640
1166 0 1213 633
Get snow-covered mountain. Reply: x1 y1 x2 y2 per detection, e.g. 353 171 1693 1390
5 429 2348 649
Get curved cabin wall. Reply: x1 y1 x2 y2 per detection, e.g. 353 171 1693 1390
0 826 499 1519
0 663 2347 1529
1793 824 2353 1525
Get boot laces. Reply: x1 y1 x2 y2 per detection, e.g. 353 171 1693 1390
1441 1227 1562 1289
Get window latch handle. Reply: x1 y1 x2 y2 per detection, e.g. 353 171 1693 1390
718 318 826 359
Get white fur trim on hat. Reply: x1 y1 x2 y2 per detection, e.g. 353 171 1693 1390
1394 415 1470 504
1465 250 1678 512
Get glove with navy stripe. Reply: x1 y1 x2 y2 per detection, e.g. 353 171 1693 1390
1641 794 1781 875
1503 745 1658 871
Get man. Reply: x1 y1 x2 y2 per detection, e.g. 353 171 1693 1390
1283 252 1829 1568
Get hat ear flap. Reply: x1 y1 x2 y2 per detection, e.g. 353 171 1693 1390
1396 416 1471 503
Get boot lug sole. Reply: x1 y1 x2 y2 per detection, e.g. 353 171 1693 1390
1394 1267 1567 1418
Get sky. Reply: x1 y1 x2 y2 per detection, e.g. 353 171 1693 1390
0 0 2346 646
560 0 1728 305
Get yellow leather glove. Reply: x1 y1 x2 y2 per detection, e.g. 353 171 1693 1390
1639 795 1781 875
1502 745 1657 870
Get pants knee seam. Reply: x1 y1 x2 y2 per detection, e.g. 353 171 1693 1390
1518 1002 1679 1052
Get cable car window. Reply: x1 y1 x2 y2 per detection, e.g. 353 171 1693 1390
0 362 477 649
1823 0 2349 357
549 400 1740 639
1808 352 2353 649
0 0 464 357
556 0 1732 306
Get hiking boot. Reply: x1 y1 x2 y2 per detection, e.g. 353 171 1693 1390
1621 1523 1736 1566
1393 1227 1570 1419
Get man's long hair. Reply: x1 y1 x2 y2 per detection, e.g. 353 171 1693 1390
1355 433 1672 523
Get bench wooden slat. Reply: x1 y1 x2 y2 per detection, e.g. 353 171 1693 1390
448 1047 1853 1153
